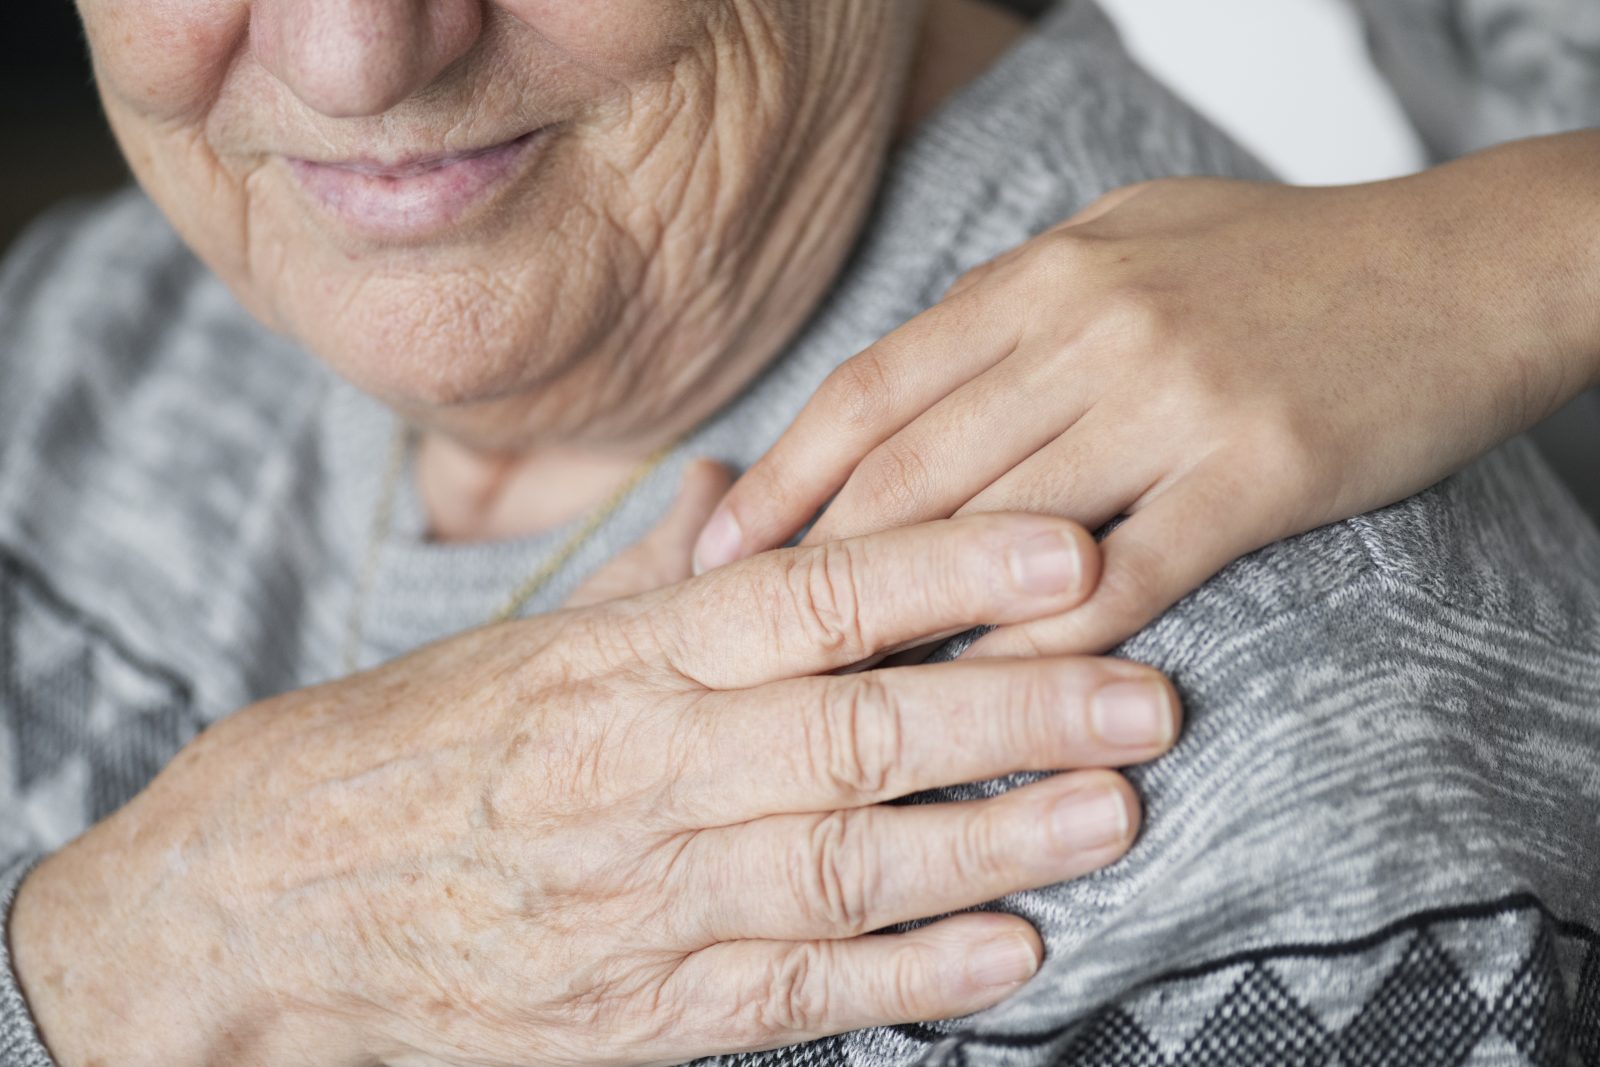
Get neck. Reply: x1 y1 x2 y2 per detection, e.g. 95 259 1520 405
420 0 1026 544
417 436 655 543
902 0 1029 131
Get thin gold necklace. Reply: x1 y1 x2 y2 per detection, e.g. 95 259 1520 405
342 423 676 673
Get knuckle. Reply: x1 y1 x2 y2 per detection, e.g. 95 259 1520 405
883 942 940 1021
849 440 935 525
794 811 876 936
1036 228 1099 280
815 676 904 800
1234 412 1330 507
733 458 797 520
1051 220 1101 250
604 601 691 679
1094 287 1174 352
953 806 1016 887
1003 662 1065 752
1157 361 1231 424
1162 410 1324 544
785 542 871 659
828 350 900 433
1099 543 1168 623
758 942 831 1035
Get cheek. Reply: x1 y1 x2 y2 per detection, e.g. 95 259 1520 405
497 0 718 77
78 0 249 124
101 98 273 333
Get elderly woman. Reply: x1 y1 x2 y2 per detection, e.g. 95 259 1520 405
3 1 1600 1066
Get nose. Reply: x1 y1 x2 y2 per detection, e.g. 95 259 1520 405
251 0 485 118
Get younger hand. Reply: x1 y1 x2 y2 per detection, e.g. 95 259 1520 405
695 145 1600 655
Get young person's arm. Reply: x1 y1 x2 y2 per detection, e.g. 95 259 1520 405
696 132 1600 656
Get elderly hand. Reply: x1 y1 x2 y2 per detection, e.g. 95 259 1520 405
693 135 1600 656
11 512 1181 1067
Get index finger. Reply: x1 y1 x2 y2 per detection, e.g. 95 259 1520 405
691 286 1022 575
644 512 1100 689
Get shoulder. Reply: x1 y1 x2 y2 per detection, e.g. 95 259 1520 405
863 444 1600 1061
1127 438 1600 689
1088 436 1600 953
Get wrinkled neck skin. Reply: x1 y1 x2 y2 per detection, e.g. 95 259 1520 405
418 0 1025 543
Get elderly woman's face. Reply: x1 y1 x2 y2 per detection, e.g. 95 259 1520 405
75 0 921 447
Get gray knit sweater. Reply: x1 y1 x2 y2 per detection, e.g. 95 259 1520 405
3 3 1599 1065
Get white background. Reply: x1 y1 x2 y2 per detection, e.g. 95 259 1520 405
1092 0 1428 184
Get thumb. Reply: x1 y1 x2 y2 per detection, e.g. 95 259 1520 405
565 459 736 608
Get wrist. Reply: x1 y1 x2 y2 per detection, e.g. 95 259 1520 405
8 736 352 1067
1518 133 1600 394
1412 132 1600 410
10 828 236 1067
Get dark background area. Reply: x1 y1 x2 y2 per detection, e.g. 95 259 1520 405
1 4 128 250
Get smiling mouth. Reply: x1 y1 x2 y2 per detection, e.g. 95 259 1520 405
286 128 552 241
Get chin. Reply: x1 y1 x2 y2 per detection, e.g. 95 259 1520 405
346 334 555 415
270 248 593 412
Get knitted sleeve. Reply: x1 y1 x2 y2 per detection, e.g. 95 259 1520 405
0 859 55 1067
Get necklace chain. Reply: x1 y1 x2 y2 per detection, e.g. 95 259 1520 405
342 422 675 673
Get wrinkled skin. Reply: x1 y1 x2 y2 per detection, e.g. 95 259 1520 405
14 511 1181 1066
78 0 921 454
698 140 1600 655
9 4 1193 1065
8 2 1188 1063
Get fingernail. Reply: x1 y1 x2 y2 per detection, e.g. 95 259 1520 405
967 932 1042 989
1090 681 1176 749
693 507 742 575
1007 530 1081 597
1050 787 1129 854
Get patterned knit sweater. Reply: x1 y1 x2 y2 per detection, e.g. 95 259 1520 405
2 3 1598 1065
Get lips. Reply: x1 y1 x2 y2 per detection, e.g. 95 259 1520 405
286 128 550 241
